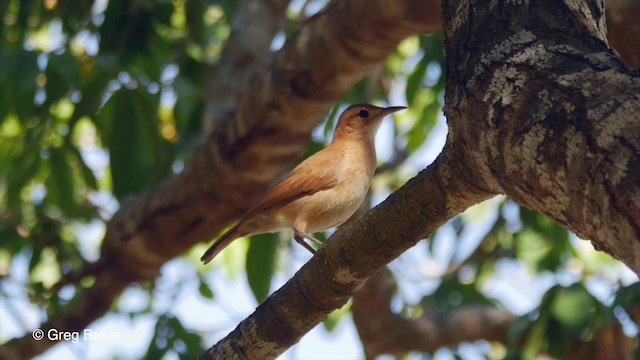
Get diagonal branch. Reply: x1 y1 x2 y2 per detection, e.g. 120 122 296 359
353 268 516 359
202 0 291 134
199 148 495 359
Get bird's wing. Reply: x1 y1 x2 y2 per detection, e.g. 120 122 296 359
201 151 341 264
240 151 341 222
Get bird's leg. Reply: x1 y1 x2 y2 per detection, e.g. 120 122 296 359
293 230 323 254
298 231 324 247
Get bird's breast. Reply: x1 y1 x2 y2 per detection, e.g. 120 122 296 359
287 151 375 233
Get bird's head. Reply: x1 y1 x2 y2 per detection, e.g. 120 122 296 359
332 104 406 142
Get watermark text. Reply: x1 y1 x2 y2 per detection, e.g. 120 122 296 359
32 328 121 343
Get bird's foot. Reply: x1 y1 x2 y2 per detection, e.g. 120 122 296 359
293 231 323 254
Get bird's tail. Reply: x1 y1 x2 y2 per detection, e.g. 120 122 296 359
200 223 244 265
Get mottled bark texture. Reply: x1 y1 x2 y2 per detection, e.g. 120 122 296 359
442 0 640 271
353 268 516 360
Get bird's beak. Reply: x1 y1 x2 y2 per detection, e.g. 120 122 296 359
382 106 407 116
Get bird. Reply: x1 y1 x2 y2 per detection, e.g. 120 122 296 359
201 103 406 264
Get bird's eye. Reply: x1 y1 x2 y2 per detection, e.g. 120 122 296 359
358 109 369 118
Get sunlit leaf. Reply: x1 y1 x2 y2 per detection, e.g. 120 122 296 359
198 277 215 300
406 100 439 152
406 52 429 106
98 89 170 198
67 145 97 190
515 208 571 272
322 300 350 332
551 284 603 337
522 310 549 359
46 146 77 216
246 233 278 304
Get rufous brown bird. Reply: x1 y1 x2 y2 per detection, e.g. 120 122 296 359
201 104 406 264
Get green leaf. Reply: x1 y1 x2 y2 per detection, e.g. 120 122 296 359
0 225 25 254
145 315 203 359
246 233 278 304
522 310 549 359
4 49 38 120
424 277 494 313
46 146 77 216
406 52 429 106
323 105 340 139
0 51 10 121
614 282 640 317
172 75 202 135
67 144 97 190
550 284 599 337
506 315 532 347
406 100 439 152
546 317 571 357
198 277 215 300
70 56 117 125
322 301 350 332
5 149 40 211
145 315 172 360
44 52 82 106
516 208 570 272
98 89 166 198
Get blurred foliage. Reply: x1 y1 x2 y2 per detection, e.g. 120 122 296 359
0 0 637 359
146 314 205 359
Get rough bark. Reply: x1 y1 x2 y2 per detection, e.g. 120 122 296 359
353 268 516 359
442 0 640 271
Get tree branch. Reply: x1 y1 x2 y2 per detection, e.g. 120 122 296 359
199 146 495 359
202 0 291 134
353 268 516 359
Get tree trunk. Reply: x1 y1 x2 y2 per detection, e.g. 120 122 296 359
442 0 640 272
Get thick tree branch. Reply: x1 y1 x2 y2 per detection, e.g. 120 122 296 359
199 146 494 359
353 268 516 359
202 0 291 134
0 0 442 358
442 0 640 272
100 0 441 281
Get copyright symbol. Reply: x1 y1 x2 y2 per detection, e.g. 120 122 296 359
32 329 44 341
